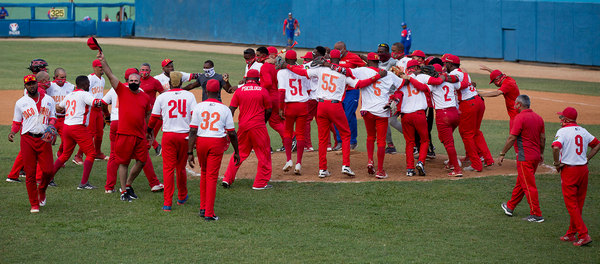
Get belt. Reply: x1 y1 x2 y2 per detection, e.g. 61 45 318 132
318 99 340 103
462 95 477 102
26 132 44 138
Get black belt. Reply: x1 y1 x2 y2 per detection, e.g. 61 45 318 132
318 99 341 103
26 132 44 138
462 95 477 101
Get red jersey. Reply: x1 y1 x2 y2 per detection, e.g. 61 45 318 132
259 62 279 95
339 51 366 69
499 76 520 119
115 82 151 138
510 109 545 161
140 75 165 105
230 81 271 131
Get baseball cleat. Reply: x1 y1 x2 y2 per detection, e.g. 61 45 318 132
484 162 495 167
95 153 109 161
332 143 342 151
199 209 206 217
162 205 172 212
19 170 26 178
318 170 330 178
155 144 162 156
522 215 544 223
39 192 46 207
326 147 333 152
463 166 481 172
177 195 189 205
406 169 415 177
341 166 355 177
501 202 513 216
151 183 164 192
559 234 577 242
30 205 40 213
304 146 314 152
291 138 297 152
426 151 436 160
5 178 21 183
77 182 97 190
72 155 84 165
283 160 293 172
221 181 231 189
126 186 138 199
448 171 463 177
204 216 219 221
276 146 285 152
573 234 592 246
120 191 132 202
294 163 302 175
105 189 116 194
367 163 375 176
252 184 273 190
416 161 426 176
385 144 397 154
48 180 58 187
375 170 388 179
350 143 357 150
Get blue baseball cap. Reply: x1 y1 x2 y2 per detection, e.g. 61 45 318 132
401 22 407 27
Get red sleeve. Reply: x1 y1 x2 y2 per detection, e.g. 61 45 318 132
260 64 273 91
427 76 444 85
262 89 272 109
590 138 600 148
230 91 239 108
294 19 299 29
551 141 562 149
11 121 22 133
115 82 125 93
410 77 429 92
354 74 382 89
401 29 407 37
509 116 522 136
148 114 161 129
444 73 459 83
458 72 471 90
279 90 286 110
283 19 288 32
286 64 308 77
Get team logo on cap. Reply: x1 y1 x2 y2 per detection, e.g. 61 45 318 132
9 23 20 36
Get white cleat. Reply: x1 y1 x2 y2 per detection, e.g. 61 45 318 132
341 165 355 177
294 163 302 175
283 160 293 172
318 170 330 178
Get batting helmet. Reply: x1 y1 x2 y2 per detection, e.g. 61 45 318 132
28 59 48 74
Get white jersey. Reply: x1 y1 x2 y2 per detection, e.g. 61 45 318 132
450 69 478 101
277 69 311 103
190 99 235 138
306 67 358 101
46 81 75 117
154 71 192 91
152 89 197 133
102 88 119 121
398 74 430 114
430 81 459 109
353 67 402 117
244 62 263 77
303 62 318 100
395 57 412 73
553 125 598 166
87 73 106 100
13 94 56 134
60 89 96 126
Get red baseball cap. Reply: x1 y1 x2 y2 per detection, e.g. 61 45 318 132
267 46 278 55
23 74 36 84
92 59 102 67
161 59 173 67
406 59 420 69
367 52 379 61
285 50 297 60
206 79 220 92
87 37 100 50
330 49 341 59
433 64 443 73
424 56 435 65
443 54 460 64
557 107 577 121
125 68 139 81
489 70 503 83
409 50 426 58
246 69 259 78
301 52 313 59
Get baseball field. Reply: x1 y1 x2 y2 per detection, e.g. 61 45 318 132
0 38 599 263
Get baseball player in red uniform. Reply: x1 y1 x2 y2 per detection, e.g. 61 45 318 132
140 62 167 154
260 46 286 150
552 107 600 246
53 75 103 189
444 55 494 171
478 66 520 128
301 51 317 152
428 64 462 177
353 53 402 178
188 79 240 221
277 50 311 174
498 95 545 223
222 69 273 189
97 51 154 202
149 71 196 211
9 74 56 212
285 49 384 177
391 60 444 176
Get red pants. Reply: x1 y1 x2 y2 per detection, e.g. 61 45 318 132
7 151 42 181
197 137 228 218
76 108 104 158
105 121 160 190
401 110 429 169
458 95 493 171
162 132 188 207
435 108 461 173
560 165 589 236
284 102 308 164
316 101 351 170
268 94 285 143
363 112 388 172
304 99 318 148
54 124 96 185
55 117 65 156
223 127 272 188
152 119 162 149
507 160 542 216
115 134 149 165
20 134 54 207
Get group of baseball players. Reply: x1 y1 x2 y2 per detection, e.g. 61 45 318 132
6 41 599 244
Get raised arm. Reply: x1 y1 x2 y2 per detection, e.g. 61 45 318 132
96 51 120 89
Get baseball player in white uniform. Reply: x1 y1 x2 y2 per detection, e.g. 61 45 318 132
46 68 75 157
154 59 196 91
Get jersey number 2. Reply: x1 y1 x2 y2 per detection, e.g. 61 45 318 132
442 85 452 102
200 111 220 131
168 99 187 118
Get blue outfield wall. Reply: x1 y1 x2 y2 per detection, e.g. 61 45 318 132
134 0 600 66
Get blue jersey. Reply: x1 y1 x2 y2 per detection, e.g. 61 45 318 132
401 28 412 44
0 9 8 19
285 18 296 30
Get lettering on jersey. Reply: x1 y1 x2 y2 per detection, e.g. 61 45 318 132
91 86 103 95
22 108 36 119
52 95 65 104
241 86 262 91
